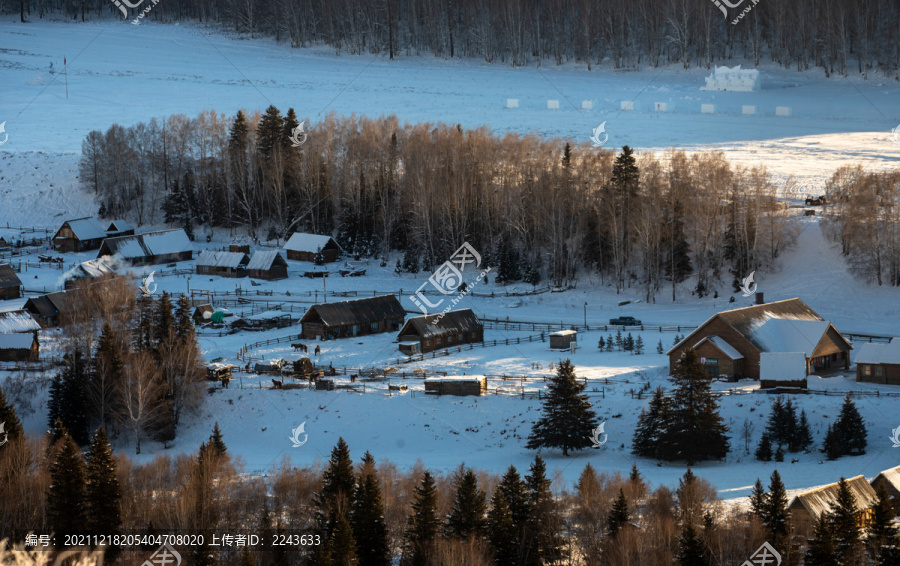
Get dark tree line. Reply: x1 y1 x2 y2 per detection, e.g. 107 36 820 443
80 112 797 297
9 0 900 78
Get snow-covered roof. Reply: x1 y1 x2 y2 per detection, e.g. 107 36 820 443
873 466 900 494
284 233 342 254
0 311 40 333
247 250 286 271
398 309 482 339
424 376 486 383
0 264 21 288
789 476 878 520
207 362 235 370
855 339 900 365
62 217 107 241
0 333 35 350
694 336 744 360
551 330 577 337
106 219 133 233
100 229 193 260
760 352 807 381
747 319 829 357
196 251 249 268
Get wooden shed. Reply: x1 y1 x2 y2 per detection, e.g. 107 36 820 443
870 465 900 510
196 251 249 277
424 377 487 396
192 304 215 324
52 217 109 253
788 476 878 537
668 298 851 381
855 339 900 385
300 295 406 340
396 309 484 353
284 233 343 263
0 263 23 301
206 362 235 382
0 333 39 362
24 290 81 327
98 229 193 265
550 330 577 349
63 257 115 290
247 250 289 280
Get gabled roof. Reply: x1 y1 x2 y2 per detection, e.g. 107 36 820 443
301 295 406 327
24 296 57 320
0 264 22 288
398 309 483 339
68 258 115 282
789 475 878 520
855 339 900 365
872 466 900 494
99 229 193 260
694 336 744 359
0 333 35 350
284 233 342 254
105 220 133 234
247 250 288 271
196 251 249 269
25 290 81 320
668 298 849 356
0 311 40 333
58 217 107 241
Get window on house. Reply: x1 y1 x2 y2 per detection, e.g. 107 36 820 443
863 365 871 376
371 322 379 331
425 340 431 347
875 365 884 378
436 337 442 345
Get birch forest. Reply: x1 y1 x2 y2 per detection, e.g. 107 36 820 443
8 0 900 77
79 110 800 299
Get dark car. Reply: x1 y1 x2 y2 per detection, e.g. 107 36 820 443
609 316 642 326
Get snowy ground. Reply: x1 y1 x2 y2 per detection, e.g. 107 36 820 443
3 18 900 501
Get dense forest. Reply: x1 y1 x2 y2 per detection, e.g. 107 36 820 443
7 0 900 77
80 110 799 299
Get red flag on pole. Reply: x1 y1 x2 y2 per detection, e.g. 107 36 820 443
64 57 66 65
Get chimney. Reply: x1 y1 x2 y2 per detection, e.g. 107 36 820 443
756 292 764 305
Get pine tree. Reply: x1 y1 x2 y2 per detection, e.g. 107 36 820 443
317 438 356 531
0 384 23 443
823 396 867 459
154 291 175 346
48 349 90 445
351 453 390 566
657 340 664 354
90 323 123 429
623 333 634 351
796 409 813 452
598 337 605 350
805 513 838 566
281 108 301 149
667 349 729 464
831 477 862 564
632 387 673 459
487 489 517 566
257 105 285 160
174 294 195 341
755 433 773 462
526 359 599 456
84 427 122 538
605 334 614 352
403 471 440 566
615 329 623 351
675 523 707 566
749 478 766 519
607 489 629 538
446 467 487 540
868 482 898 564
774 445 784 462
762 470 790 550
209 422 227 456
47 431 87 538
525 455 562 566
634 335 644 355
330 513 359 566
402 249 420 274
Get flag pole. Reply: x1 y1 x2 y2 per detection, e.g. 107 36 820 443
64 57 68 99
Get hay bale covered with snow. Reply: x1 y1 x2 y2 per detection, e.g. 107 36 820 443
701 65 760 92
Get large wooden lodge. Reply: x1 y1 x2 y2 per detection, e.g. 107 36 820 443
300 295 406 339
397 309 484 354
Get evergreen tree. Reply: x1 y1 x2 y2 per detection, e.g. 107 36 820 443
402 249 420 274
623 333 634 351
526 359 599 456
605 334 614 352
824 395 867 459
257 105 285 160
667 349 729 464
675 523 707 566
47 431 87 538
662 200 694 286
402 471 440 566
0 384 23 443
154 291 176 346
657 339 664 354
598 337 605 350
281 108 301 149
632 387 673 459
487 490 517 566
446 467 487 540
796 409 813 452
749 478 766 519
525 455 562 565
607 489 629 538
90 323 123 429
330 513 359 566
762 470 790 550
868 482 898 564
615 329 623 351
85 427 122 560
634 335 644 355
350 453 390 566
755 433 773 462
208 422 227 456
831 477 863 564
774 445 784 462
316 438 356 531
48 349 90 445
174 294 195 341
805 513 838 566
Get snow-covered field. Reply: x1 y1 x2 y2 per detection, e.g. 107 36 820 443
3 18 900 502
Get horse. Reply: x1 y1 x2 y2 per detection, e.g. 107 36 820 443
314 345 321 356
291 343 307 353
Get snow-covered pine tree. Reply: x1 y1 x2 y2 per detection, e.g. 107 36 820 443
526 359 599 456
445 467 487 540
632 387 673 459
755 433 773 462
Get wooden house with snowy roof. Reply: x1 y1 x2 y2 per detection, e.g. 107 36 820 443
667 298 851 382
397 309 484 354
284 233 342 263
855 339 900 385
300 295 405 339
788 476 878 537
247 250 288 280
0 263 23 301
53 217 134 253
97 229 193 265
870 465 900 509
